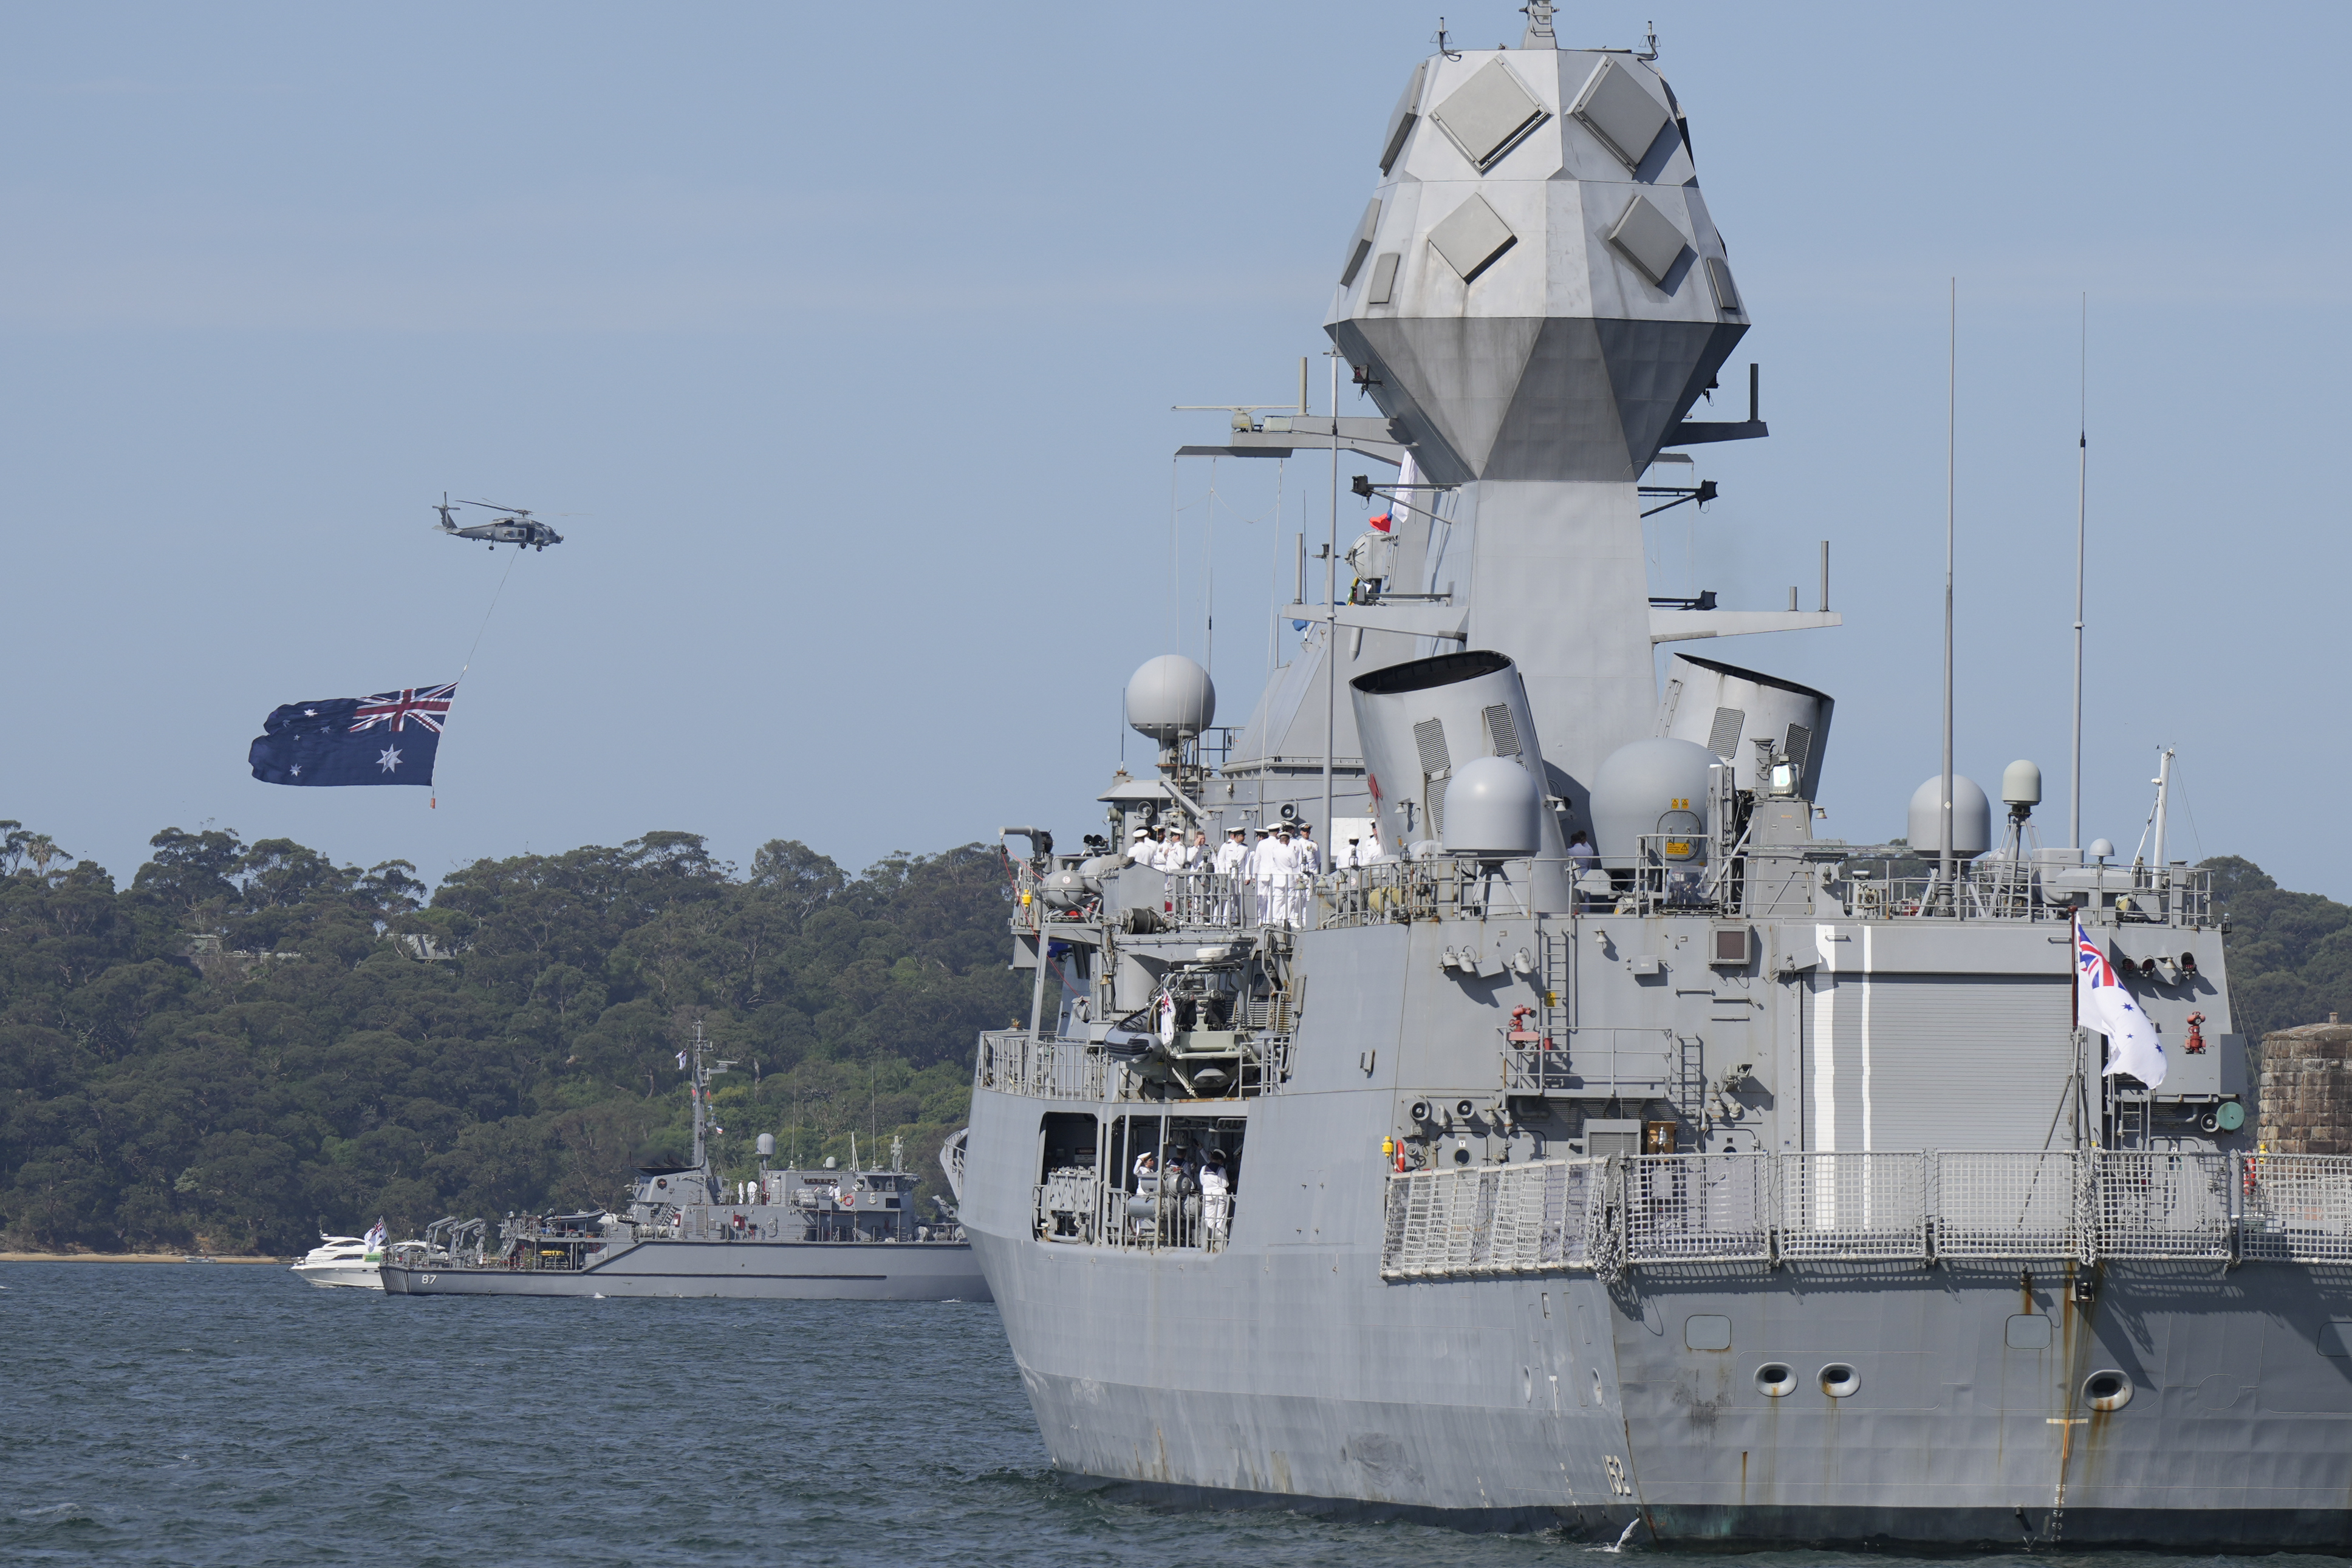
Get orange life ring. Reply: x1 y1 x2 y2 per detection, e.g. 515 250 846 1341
841 1189 858 1208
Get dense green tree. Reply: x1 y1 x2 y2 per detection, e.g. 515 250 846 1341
0 825 1018 1254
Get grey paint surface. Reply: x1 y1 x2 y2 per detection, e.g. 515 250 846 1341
382 1239 988 1300
957 17 2330 1549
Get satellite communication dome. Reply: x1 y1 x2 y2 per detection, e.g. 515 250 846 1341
1125 654 1215 742
1441 756 1541 858
1908 775 1992 857
1590 738 1718 866
2002 760 2043 809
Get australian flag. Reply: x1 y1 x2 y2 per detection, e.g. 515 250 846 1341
248 683 455 788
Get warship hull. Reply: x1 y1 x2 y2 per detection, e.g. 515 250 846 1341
968 1090 2352 1548
382 1238 990 1301
963 909 2352 1548
953 7 2341 1546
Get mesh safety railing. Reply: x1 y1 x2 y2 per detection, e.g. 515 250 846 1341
1381 1158 1607 1279
1622 1153 1773 1264
974 1031 1108 1100
2093 1151 2234 1260
1930 1150 2082 1259
1776 1152 1929 1260
1378 1149 2349 1280
2240 1153 2352 1263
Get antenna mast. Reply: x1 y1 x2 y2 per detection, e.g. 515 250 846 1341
2070 294 2087 850
1940 281 1957 909
1323 349 1339 843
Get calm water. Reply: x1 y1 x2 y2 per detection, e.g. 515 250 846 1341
0 1263 2329 1567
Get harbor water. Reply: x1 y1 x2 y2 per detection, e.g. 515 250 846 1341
0 1260 2330 1566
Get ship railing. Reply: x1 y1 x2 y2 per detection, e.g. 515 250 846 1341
1048 1172 1232 1253
1502 1028 1675 1097
1316 856 1551 929
974 1029 1109 1100
2088 1150 2235 1261
1381 1158 1608 1278
1838 862 2215 927
2240 1153 2352 1263
1776 1152 1930 1260
1930 1150 2084 1259
976 1027 1291 1102
1622 1153 1774 1264
1160 871 1251 928
1378 1149 2347 1279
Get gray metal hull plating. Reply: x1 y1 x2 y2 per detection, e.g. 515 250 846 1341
965 962 2352 1553
382 1238 990 1301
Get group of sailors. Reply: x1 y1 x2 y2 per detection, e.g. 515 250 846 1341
1130 1145 1233 1247
1126 818 1386 928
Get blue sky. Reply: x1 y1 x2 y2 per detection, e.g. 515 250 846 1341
4 2 2346 893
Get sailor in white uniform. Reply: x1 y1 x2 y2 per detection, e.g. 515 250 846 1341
1212 827 1248 923
1290 823 1322 926
1246 828 1277 925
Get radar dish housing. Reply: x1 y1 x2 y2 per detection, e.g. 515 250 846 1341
1909 775 1992 857
1126 655 1215 743
1442 755 1542 857
1590 737 1717 868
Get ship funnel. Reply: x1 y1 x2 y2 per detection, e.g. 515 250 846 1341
1349 650 1569 908
1657 653 1833 798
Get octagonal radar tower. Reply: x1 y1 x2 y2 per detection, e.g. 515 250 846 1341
1326 12 1760 796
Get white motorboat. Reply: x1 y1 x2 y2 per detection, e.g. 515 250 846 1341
291 1227 383 1289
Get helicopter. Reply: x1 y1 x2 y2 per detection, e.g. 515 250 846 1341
433 495 565 551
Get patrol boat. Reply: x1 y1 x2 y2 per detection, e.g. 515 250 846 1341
956 5 2351 1547
382 1031 988 1301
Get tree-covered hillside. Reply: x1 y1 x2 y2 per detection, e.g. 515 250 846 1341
2204 856 2352 1038
0 823 1022 1255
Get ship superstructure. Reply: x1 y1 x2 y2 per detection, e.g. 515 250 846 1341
957 8 2352 1547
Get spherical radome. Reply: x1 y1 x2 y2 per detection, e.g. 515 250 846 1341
1126 655 1215 741
1442 755 1541 857
1908 774 1992 857
1590 738 1718 865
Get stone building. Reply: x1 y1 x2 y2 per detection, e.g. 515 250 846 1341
2258 1016 2352 1154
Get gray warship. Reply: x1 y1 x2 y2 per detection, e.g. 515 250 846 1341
956 6 2352 1548
382 1031 988 1301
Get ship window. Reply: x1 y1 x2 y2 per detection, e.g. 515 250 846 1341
1607 193 1689 288
2006 1313 2053 1349
1367 251 1401 305
1428 194 1516 284
1429 58 1549 172
1569 56 1672 171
